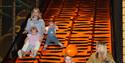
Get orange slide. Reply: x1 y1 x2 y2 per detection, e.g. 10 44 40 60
16 0 112 63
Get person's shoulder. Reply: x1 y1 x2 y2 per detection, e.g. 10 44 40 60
39 19 44 22
107 52 116 63
89 52 96 59
27 18 32 23
107 51 113 57
91 52 96 55
90 52 97 59
87 52 96 63
107 51 112 55
28 18 32 21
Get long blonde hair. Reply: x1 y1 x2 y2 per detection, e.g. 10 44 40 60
31 8 42 19
96 42 107 58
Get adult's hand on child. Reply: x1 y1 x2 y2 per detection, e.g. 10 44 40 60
45 27 48 34
23 31 27 34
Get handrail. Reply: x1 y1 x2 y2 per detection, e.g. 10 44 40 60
1 16 29 63
0 33 13 41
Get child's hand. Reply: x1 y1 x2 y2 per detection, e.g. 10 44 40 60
56 26 59 30
38 35 43 44
45 27 48 34
23 31 27 34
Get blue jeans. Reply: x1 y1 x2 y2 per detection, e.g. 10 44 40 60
45 36 60 45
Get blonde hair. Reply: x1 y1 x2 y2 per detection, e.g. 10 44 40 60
96 42 107 58
31 8 42 19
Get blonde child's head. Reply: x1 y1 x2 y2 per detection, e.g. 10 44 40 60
31 8 41 19
96 41 107 59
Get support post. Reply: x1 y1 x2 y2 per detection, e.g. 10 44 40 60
36 0 39 8
12 0 16 40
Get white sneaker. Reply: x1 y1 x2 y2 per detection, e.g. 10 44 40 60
30 54 36 58
18 50 22 58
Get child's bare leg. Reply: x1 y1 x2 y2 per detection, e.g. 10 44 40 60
58 42 64 47
43 38 50 50
33 50 37 57
20 40 29 57
18 50 26 58
54 37 64 47
65 56 74 63
18 50 22 58
43 44 48 50
31 42 40 58
30 50 38 58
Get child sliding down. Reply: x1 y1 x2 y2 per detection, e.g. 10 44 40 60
18 27 41 58
43 21 64 50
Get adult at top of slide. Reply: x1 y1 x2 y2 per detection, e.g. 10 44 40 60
24 8 45 36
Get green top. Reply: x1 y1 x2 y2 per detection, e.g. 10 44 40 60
87 52 115 63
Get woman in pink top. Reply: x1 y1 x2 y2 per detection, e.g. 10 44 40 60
18 27 41 58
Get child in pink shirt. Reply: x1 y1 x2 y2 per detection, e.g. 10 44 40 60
18 27 41 58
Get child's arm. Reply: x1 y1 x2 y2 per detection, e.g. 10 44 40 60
39 35 42 43
23 18 31 34
24 37 29 43
45 26 49 34
56 26 59 30
40 19 45 33
55 25 59 33
24 34 30 43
